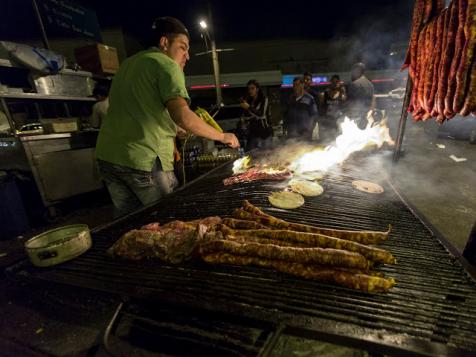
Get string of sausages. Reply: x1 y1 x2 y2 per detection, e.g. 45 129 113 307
402 0 476 122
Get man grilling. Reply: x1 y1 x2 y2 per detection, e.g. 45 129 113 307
346 62 375 129
96 17 239 217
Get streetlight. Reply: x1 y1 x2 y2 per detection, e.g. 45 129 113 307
197 18 222 107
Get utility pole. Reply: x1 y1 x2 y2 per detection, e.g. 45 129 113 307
207 3 222 106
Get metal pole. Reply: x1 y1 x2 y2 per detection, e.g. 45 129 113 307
31 0 50 49
207 3 222 106
392 75 413 162
210 38 222 106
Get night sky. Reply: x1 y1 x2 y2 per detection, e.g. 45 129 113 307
1 0 414 44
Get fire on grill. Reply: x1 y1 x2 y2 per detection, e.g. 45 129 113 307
107 200 395 293
224 115 394 186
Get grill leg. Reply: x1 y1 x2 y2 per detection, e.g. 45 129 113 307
103 301 125 356
463 221 476 266
258 323 286 357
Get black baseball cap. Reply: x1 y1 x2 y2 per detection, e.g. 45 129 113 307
152 16 190 40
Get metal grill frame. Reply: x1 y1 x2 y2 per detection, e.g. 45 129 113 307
6 160 476 356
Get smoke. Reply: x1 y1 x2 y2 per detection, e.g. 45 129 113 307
328 2 413 71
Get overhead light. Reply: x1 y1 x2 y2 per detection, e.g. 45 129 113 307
199 20 207 29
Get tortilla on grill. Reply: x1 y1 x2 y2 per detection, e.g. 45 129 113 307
351 180 384 194
268 191 305 209
288 179 324 197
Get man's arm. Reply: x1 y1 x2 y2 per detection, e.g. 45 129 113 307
167 97 239 148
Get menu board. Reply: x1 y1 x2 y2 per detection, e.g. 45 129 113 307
38 0 102 42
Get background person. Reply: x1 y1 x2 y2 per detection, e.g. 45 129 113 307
318 74 347 141
240 79 272 150
89 83 110 129
346 62 375 129
284 77 318 141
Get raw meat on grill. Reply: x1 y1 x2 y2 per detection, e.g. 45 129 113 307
108 200 396 292
221 218 269 230
142 217 222 232
202 253 396 293
109 217 222 263
225 233 309 248
200 239 372 270
237 201 390 244
107 223 202 263
223 168 292 186
219 225 396 265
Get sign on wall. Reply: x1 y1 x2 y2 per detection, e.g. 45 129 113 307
38 0 102 42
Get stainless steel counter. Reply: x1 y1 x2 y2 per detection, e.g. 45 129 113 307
0 92 96 101
2 130 103 210
18 130 99 142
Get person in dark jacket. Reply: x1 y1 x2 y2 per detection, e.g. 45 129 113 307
284 77 318 141
346 62 375 128
240 79 272 150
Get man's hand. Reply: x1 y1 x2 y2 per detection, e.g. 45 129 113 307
221 133 240 148
167 98 239 149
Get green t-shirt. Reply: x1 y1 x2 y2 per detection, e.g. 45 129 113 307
95 48 189 172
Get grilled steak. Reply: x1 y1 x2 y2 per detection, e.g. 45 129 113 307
223 168 292 186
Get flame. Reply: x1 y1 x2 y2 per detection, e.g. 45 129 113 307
291 116 394 173
232 155 251 174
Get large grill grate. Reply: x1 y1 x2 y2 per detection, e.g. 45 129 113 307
7 161 476 355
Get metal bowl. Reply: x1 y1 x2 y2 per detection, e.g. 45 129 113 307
25 224 91 267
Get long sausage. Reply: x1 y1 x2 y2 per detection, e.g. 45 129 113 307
437 1 458 119
460 58 476 115
423 18 438 113
427 12 446 112
454 0 476 113
200 239 372 270
240 201 391 244
431 9 449 117
202 253 396 293
445 0 466 118
222 218 269 230
403 0 426 76
219 225 396 265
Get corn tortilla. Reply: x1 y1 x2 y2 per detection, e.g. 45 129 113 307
352 180 384 194
288 179 324 197
268 191 305 209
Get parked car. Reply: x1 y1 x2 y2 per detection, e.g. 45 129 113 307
15 122 44 135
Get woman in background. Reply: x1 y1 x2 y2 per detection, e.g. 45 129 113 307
240 79 272 150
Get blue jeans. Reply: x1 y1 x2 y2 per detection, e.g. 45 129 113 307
97 158 178 218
